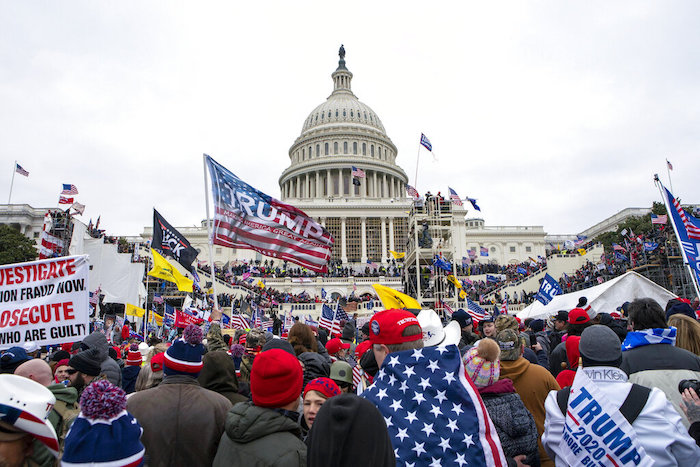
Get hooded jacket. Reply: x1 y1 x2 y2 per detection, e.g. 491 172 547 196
121 365 140 394
127 374 232 467
81 331 122 386
213 402 307 466
207 323 229 352
500 357 560 467
30 383 80 467
298 351 331 388
198 351 248 405
479 379 539 466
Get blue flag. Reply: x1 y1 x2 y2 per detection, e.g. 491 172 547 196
516 266 527 275
362 345 507 465
643 242 658 252
535 273 562 305
468 198 481 211
486 274 500 283
433 255 452 272
660 183 700 286
614 251 627 262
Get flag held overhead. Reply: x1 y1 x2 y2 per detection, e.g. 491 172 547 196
148 248 194 292
372 284 421 312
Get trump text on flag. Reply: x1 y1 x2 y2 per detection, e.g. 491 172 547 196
0 256 90 349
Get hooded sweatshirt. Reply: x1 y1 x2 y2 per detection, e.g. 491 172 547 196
207 323 229 352
81 331 122 386
213 401 307 466
306 393 395 467
198 351 248 405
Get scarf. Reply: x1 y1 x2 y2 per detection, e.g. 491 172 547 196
621 327 676 351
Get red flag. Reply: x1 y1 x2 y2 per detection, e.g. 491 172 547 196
174 309 204 327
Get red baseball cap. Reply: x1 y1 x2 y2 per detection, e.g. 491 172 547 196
369 309 422 345
568 308 590 324
355 340 372 360
325 338 350 355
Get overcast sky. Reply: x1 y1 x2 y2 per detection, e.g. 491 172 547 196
2 2 698 237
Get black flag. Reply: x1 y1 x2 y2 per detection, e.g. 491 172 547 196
152 209 199 270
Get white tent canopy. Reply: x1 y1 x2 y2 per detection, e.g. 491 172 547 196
517 271 677 321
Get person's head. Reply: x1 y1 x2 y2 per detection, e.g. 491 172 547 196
665 298 696 321
579 325 623 368
0 374 59 463
369 309 423 368
163 324 205 378
325 338 350 359
303 377 341 428
480 316 497 337
496 329 523 361
262 338 296 356
22 341 41 359
553 310 568 332
628 298 667 331
244 329 267 354
329 360 353 393
667 314 700 356
451 309 473 333
306 393 395 467
53 359 71 383
566 308 593 336
250 348 303 411
464 339 500 388
288 322 318 356
125 343 142 367
0 347 31 374
67 348 102 390
14 359 53 387
62 380 144 466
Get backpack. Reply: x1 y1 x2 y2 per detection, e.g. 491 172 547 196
556 383 651 424
52 399 80 448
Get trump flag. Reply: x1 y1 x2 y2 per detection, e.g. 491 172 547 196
205 155 334 273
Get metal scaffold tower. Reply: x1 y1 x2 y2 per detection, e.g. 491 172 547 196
402 195 460 317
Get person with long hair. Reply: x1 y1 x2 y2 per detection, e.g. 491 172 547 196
288 322 318 356
668 314 700 356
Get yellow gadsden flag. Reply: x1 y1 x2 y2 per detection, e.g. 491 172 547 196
148 248 193 292
389 250 406 259
125 303 145 318
151 312 163 326
446 274 462 289
577 248 587 256
372 284 421 312
459 289 467 300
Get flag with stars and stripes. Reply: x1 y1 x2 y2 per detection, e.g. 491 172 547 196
448 187 463 206
231 313 250 330
659 182 700 286
466 299 487 321
362 345 506 466
319 304 336 332
205 154 334 273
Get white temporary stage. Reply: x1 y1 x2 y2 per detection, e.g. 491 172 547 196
517 271 677 321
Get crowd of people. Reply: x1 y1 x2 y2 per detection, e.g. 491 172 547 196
2 292 700 466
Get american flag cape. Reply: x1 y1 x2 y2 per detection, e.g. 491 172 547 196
362 345 506 466
205 155 334 273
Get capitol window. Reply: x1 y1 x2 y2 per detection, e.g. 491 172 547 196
328 111 331 118
308 146 312 157
336 110 339 117
316 144 320 156
509 246 516 253
334 142 338 154
302 148 305 160
362 143 366 155
371 145 374 157
353 142 358 154
343 109 346 117
344 142 348 153
350 110 354 117
325 143 329 155
526 246 532 252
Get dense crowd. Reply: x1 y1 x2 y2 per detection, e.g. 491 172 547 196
3 293 700 466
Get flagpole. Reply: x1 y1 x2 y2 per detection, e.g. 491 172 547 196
666 159 674 195
144 254 151 339
414 145 421 189
8 161 16 204
202 154 220 310
654 175 700 299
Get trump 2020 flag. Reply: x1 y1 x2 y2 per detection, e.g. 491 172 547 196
205 154 334 273
535 273 562 305
362 345 506 466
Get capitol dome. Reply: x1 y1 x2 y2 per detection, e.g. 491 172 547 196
279 46 408 203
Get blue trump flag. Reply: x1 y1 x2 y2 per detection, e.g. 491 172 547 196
433 255 452 272
535 273 563 305
516 266 527 275
486 274 500 283
362 345 507 466
643 242 659 252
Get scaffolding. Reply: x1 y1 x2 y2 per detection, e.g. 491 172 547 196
402 195 460 317
44 209 74 257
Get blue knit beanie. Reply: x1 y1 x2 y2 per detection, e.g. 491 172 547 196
164 324 205 377
62 380 145 466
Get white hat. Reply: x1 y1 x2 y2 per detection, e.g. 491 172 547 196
417 309 461 347
137 342 152 359
0 374 59 457
22 341 40 354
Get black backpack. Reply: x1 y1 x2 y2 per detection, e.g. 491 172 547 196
556 384 651 424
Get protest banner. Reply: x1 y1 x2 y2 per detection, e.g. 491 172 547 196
0 255 89 350
535 273 563 305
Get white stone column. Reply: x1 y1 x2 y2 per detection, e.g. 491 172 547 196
382 174 387 198
341 217 348 263
326 169 331 196
381 217 387 263
305 174 309 198
373 172 378 198
316 171 321 198
389 217 395 252
361 171 367 198
361 217 367 263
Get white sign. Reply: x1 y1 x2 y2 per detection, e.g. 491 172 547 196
0 255 90 349
561 368 653 466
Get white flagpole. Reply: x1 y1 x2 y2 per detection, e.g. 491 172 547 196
666 159 674 194
414 145 421 189
654 175 700 299
8 161 16 204
202 154 220 310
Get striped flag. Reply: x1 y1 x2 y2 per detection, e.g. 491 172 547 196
261 318 274 329
667 159 673 170
319 304 337 333
351 166 365 178
231 314 250 330
667 189 700 240
651 213 667 225
500 299 508 314
15 163 29 177
440 300 454 317
352 365 363 388
58 196 74 205
466 299 487 321
205 155 333 273
406 185 420 200
61 184 79 195
39 232 64 259
366 259 379 269
153 293 164 304
419 133 432 151
448 187 463 206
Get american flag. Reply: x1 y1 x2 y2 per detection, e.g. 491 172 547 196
665 186 700 240
406 185 420 201
352 364 363 388
667 159 673 170
89 287 101 305
612 243 627 252
367 259 379 269
15 163 29 177
164 304 175 327
205 154 334 273
441 300 454 317
58 196 74 205
500 299 508 314
38 232 64 259
419 133 433 151
153 293 164 304
61 184 79 195
362 345 507 466
253 310 262 328
480 246 488 257
261 318 274 329
231 314 251 330
319 304 336 332
448 187 463 206
466 299 487 321
651 214 668 225
351 166 365 178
